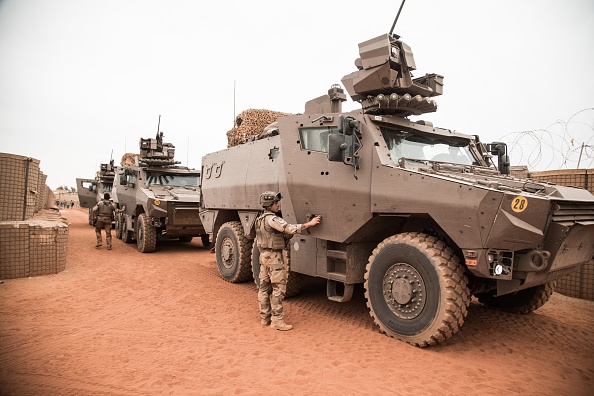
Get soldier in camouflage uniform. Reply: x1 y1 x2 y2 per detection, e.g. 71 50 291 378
255 191 321 331
92 193 119 250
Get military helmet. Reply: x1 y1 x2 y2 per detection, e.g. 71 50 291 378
260 191 282 207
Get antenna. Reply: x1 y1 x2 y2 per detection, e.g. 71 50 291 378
233 80 237 128
389 0 406 36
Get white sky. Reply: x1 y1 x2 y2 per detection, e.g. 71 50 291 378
1 0 593 189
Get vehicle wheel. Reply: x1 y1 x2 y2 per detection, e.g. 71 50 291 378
364 232 470 347
215 221 253 283
201 234 211 249
477 281 555 314
179 236 193 243
115 213 123 240
121 216 134 244
136 213 156 253
251 244 303 298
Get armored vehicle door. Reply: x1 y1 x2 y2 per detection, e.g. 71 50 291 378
76 178 98 209
115 167 139 213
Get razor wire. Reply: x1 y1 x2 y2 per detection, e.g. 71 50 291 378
500 108 594 171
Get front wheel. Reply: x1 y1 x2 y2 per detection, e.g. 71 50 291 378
477 281 555 314
364 232 470 347
215 221 253 283
251 243 303 298
136 213 156 253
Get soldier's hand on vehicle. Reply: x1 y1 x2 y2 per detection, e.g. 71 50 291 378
305 215 321 229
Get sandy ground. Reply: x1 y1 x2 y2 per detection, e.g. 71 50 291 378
1 208 593 396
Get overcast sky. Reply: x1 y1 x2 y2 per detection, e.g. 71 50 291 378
1 0 593 189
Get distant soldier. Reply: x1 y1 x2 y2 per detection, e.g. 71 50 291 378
255 191 321 331
92 193 118 250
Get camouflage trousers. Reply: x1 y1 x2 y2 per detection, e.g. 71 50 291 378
95 218 112 247
258 249 288 322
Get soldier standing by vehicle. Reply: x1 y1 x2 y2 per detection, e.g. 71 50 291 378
92 193 119 250
255 191 321 331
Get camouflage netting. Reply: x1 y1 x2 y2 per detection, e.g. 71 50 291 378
121 153 138 167
0 152 69 280
227 109 292 147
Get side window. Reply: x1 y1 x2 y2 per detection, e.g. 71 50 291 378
299 127 338 153
127 172 137 185
82 181 96 191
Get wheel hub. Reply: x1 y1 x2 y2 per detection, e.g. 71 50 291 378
383 263 426 319
221 237 234 268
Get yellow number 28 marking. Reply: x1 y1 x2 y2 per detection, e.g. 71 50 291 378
511 196 528 213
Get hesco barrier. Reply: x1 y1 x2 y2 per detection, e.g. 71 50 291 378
0 152 69 280
530 168 593 195
0 211 69 279
530 168 594 301
0 153 46 221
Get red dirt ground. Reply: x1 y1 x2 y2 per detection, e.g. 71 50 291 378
1 208 593 395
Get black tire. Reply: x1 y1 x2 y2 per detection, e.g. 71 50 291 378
121 215 134 244
364 232 470 347
251 243 303 298
201 234 211 249
215 221 253 283
477 281 555 314
179 236 193 243
115 213 123 240
136 213 156 253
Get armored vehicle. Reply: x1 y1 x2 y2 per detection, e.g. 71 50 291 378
76 159 116 225
114 129 209 253
199 32 594 346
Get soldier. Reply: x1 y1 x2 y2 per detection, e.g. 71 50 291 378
92 193 119 250
255 191 321 331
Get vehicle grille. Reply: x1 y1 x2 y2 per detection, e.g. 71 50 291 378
551 201 594 224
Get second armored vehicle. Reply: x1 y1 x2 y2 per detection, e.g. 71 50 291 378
114 129 209 252
76 159 116 225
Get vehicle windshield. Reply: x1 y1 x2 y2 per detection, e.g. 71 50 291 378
146 172 200 187
381 128 476 166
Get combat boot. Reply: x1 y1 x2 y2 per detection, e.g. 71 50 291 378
95 243 102 248
270 319 292 331
260 317 271 326
107 245 112 250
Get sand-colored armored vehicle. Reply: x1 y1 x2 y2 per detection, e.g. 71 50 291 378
199 31 594 346
113 129 209 253
76 159 116 225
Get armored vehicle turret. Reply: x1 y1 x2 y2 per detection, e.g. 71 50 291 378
114 125 209 253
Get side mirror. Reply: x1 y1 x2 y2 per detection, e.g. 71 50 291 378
486 142 511 175
338 115 359 136
328 134 346 161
